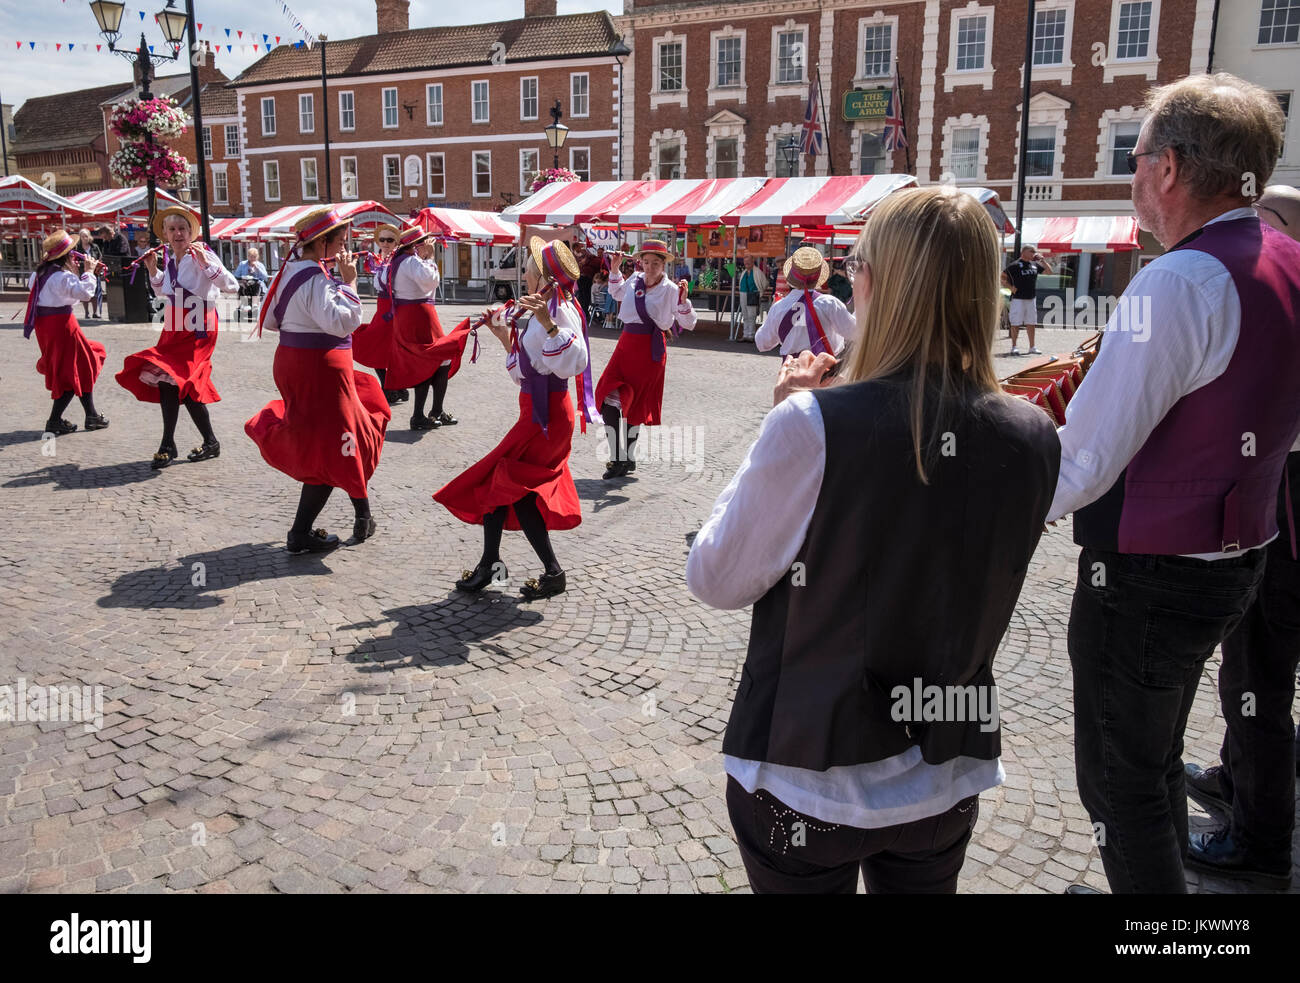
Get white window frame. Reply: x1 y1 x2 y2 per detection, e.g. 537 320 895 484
939 114 990 183
425 152 445 199
340 156 359 200
187 163 199 197
520 77 538 121
472 149 492 198
262 160 280 202
1094 106 1146 178
383 154 401 199
570 73 590 118
211 164 229 205
569 146 591 182
426 83 443 126
767 123 805 177
200 125 212 159
382 87 399 129
652 32 688 109
1275 91 1293 160
1014 92 1070 200
519 148 539 196
856 13 899 83
854 128 890 176
769 20 811 102
297 93 314 134
338 90 355 132
472 80 490 124
648 128 686 180
260 96 276 136
300 157 319 201
705 110 746 179
224 123 240 158
1258 1 1300 46
944 3 996 91
708 26 747 106
1023 0 1075 86
1103 0 1161 82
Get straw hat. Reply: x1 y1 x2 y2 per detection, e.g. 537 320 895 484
293 205 352 246
783 245 830 290
394 223 434 251
152 205 200 239
635 238 674 262
527 235 580 288
41 229 75 263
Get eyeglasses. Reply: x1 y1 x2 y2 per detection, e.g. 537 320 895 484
1254 202 1289 227
376 237 397 244
1125 149 1161 174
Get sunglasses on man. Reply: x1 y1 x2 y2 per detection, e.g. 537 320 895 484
1125 149 1161 173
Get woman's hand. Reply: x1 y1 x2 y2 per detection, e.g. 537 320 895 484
335 249 358 286
774 351 839 406
142 249 158 277
518 293 556 333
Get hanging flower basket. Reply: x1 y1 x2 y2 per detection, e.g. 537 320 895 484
528 167 579 194
110 142 190 187
110 96 189 142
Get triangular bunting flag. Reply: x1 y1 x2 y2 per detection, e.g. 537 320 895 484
139 10 145 20
197 23 202 31
96 43 102 51
224 28 230 37
275 36 280 44
56 43 61 50
15 41 20 49
69 43 74 50
148 44 154 52
237 30 242 39
226 44 231 51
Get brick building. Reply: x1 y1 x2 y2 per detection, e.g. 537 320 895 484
228 0 624 224
12 80 133 196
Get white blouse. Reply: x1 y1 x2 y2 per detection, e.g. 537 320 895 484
29 270 96 305
756 290 857 357
388 253 440 300
607 270 697 333
149 247 238 303
261 260 363 339
490 300 589 386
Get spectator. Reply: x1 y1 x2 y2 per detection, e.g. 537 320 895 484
737 254 769 343
1004 246 1052 356
234 247 269 284
101 224 129 257
76 228 103 319
825 264 853 306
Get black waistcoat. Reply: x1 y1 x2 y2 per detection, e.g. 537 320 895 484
721 375 1061 771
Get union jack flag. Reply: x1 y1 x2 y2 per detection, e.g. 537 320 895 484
800 73 824 157
884 77 908 151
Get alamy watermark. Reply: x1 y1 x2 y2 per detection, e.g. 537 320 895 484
0 677 104 732
890 677 999 733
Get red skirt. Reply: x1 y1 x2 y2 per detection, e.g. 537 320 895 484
33 311 106 397
384 301 464 389
244 345 391 499
434 390 581 531
594 330 667 427
351 295 393 370
116 318 220 404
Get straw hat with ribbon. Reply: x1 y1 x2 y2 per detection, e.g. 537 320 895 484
152 205 200 240
255 205 354 336
393 223 434 253
783 245 830 291
634 238 674 263
527 235 580 290
40 229 75 264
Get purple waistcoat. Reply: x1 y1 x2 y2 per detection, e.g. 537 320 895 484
1074 218 1300 555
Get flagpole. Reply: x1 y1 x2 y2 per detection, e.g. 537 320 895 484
896 61 913 175
816 65 834 176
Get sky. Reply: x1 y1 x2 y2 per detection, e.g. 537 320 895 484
1 0 623 110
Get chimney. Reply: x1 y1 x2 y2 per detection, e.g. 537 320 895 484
376 0 410 34
524 0 557 16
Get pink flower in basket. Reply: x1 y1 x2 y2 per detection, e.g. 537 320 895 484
528 167 580 193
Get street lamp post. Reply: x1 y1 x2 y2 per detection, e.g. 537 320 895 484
544 100 569 171
781 135 801 176
611 37 631 181
89 0 190 247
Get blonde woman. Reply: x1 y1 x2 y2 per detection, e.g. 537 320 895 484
686 187 1060 893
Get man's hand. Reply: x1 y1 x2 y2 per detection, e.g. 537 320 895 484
336 249 358 286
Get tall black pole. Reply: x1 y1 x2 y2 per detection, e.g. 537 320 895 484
1013 0 1036 256
137 35 160 249
320 36 331 201
816 65 834 176
185 0 210 242
0 87 10 176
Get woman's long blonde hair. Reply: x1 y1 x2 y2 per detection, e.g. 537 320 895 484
844 186 1003 482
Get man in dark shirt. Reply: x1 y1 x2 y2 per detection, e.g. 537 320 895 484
1003 246 1053 356
99 224 129 257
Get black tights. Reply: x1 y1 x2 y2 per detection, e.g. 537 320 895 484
48 390 97 425
479 493 560 576
291 483 370 536
413 364 451 418
157 382 215 451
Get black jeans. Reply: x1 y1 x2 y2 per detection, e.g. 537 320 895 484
1216 453 1300 858
1068 547 1265 893
726 775 978 893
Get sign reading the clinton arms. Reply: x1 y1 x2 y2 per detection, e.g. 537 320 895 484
842 88 892 122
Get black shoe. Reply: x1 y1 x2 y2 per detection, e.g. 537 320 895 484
286 527 341 554
150 443 179 470
1064 884 1105 894
624 459 636 474
1185 763 1230 814
395 389 409 403
45 418 77 436
602 460 629 480
385 390 405 405
84 413 110 431
434 412 457 426
352 515 376 543
520 569 566 600
411 414 437 431
456 560 505 593
1186 827 1291 890
187 439 220 462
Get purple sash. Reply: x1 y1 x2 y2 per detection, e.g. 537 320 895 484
776 291 830 357
163 249 211 339
269 265 328 334
36 305 72 317
22 266 59 338
382 252 422 322
513 317 569 435
392 297 436 308
621 274 682 362
279 329 352 351
550 290 600 428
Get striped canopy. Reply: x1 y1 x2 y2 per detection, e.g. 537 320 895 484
1007 216 1142 253
64 187 189 222
0 175 80 217
721 175 919 227
227 200 400 239
503 178 768 227
416 207 520 245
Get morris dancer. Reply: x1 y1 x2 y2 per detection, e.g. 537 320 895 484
245 206 391 554
24 230 109 435
352 223 407 405
434 238 595 600
383 224 463 431
116 207 237 469
594 239 696 479
755 246 856 359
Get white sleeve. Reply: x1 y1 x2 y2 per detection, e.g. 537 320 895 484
755 294 792 351
521 302 588 379
308 276 365 338
607 269 629 301
686 391 827 609
674 288 698 331
47 271 95 304
820 295 857 341
149 268 165 288
408 256 440 294
202 252 239 293
1047 261 1238 521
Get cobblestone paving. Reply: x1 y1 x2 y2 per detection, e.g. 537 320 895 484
0 304 1294 894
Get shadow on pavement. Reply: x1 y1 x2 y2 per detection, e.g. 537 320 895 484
2 460 160 489
573 476 631 511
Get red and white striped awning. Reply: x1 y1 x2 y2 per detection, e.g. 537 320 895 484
64 187 189 222
235 200 401 238
967 187 1014 234
416 207 520 245
207 217 256 240
1007 216 1142 253
722 174 919 227
503 178 768 227
0 175 80 217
